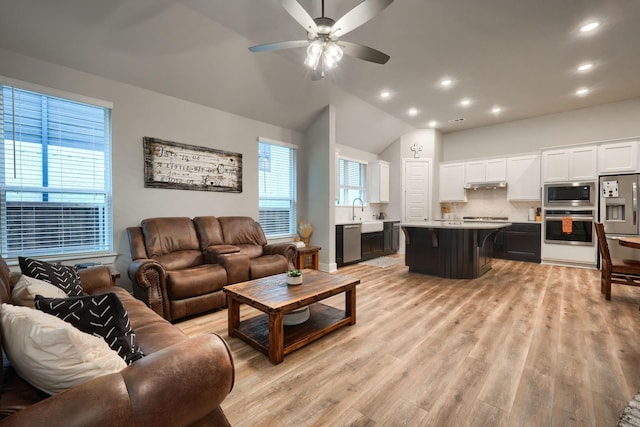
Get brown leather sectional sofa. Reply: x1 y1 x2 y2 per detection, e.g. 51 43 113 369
127 216 297 322
0 256 234 426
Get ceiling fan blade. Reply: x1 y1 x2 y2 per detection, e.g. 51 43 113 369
339 41 390 64
331 0 394 38
280 0 318 35
249 40 309 53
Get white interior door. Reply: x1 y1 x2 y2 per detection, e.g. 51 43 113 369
403 159 431 222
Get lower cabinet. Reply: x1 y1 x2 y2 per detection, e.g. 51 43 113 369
493 223 541 263
383 222 394 252
361 232 384 261
392 223 400 252
363 221 400 260
336 225 344 266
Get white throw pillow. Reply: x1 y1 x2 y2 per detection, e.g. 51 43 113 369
11 273 69 308
0 303 127 395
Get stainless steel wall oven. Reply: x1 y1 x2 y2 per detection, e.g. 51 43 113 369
544 209 594 245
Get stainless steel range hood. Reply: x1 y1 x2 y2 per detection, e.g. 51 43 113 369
463 181 508 190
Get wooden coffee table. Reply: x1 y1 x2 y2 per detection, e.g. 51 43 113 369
223 269 359 364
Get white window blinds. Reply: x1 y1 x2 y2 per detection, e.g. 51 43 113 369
258 139 297 237
0 84 113 258
337 157 366 205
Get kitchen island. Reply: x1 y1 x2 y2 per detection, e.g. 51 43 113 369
401 221 511 279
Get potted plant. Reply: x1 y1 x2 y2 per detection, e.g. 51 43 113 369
286 269 303 285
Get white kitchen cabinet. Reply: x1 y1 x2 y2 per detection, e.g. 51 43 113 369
367 160 390 203
486 158 508 181
464 161 485 183
464 158 507 183
542 146 597 182
507 155 541 201
570 146 598 181
598 141 640 175
439 162 466 202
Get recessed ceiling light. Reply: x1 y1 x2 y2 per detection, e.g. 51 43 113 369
440 78 453 88
459 98 472 107
428 120 438 128
576 87 590 96
408 108 419 116
379 90 391 99
580 21 600 33
577 63 593 72
491 106 502 114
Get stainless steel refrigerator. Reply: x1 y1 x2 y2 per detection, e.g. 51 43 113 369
599 174 640 261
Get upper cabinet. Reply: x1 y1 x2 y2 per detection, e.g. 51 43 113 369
507 155 541 201
464 158 507 184
439 162 467 202
597 141 640 175
368 160 390 203
542 146 597 182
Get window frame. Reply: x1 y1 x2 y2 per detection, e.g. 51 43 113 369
257 137 297 239
0 77 113 260
336 156 367 206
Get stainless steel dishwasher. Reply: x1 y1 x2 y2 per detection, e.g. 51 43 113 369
343 224 361 264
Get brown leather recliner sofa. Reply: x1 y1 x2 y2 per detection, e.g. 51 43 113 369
0 256 234 426
127 216 297 322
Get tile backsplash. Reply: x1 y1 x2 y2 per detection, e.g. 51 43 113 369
441 188 541 222
335 204 387 223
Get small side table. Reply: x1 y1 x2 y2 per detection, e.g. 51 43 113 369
295 245 321 270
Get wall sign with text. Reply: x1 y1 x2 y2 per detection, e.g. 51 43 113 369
143 137 242 193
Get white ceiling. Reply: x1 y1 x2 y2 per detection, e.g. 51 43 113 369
1 0 639 154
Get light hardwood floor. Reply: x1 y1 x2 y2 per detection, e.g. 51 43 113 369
176 258 640 426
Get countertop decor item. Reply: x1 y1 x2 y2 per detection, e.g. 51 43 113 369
286 269 303 285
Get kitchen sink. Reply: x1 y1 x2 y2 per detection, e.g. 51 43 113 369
360 220 384 233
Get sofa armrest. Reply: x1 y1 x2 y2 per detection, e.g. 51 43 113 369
127 259 166 318
218 253 250 284
78 265 116 294
203 245 240 264
0 333 234 427
264 243 297 269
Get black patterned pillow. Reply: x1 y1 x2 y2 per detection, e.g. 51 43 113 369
35 293 145 365
19 257 83 297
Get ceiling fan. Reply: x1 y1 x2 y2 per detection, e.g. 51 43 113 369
249 0 394 80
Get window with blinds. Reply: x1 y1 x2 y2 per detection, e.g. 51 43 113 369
258 140 297 237
0 84 112 259
337 158 366 205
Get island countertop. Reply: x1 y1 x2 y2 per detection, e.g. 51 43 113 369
400 221 512 230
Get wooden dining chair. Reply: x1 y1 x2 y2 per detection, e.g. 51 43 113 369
594 222 640 300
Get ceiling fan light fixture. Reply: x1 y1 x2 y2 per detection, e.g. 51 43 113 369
304 40 343 71
252 0 393 80
305 40 323 69
323 42 343 70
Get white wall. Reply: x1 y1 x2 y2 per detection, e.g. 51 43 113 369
0 48 303 290
443 97 640 161
302 105 336 272
380 137 402 221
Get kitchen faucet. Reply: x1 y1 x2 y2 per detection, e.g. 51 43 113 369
352 197 364 221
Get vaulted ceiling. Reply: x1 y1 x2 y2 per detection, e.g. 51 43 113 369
1 0 639 154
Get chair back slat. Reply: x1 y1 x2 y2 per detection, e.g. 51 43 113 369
594 222 612 270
